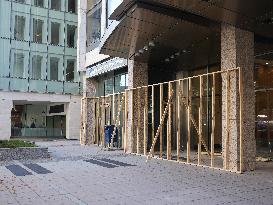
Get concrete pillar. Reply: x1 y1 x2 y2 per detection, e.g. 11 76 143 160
77 0 87 72
126 60 148 153
0 99 13 140
80 76 97 145
221 24 256 171
66 96 81 140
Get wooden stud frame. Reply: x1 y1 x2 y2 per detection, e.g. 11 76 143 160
144 87 148 155
187 78 192 163
239 67 243 173
198 76 203 165
83 68 243 174
137 89 141 154
177 81 181 162
211 74 216 167
160 84 163 158
167 82 172 160
225 71 230 170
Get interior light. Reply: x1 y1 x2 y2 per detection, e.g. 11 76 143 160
143 46 149 51
165 58 170 62
175 52 180 56
266 62 269 65
258 115 267 118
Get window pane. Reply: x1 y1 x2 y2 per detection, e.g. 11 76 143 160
66 60 75 81
14 16 25 41
14 0 25 3
34 0 44 7
13 53 24 77
51 22 60 45
67 25 76 48
68 0 76 13
33 19 43 43
86 2 101 51
104 78 114 95
32 55 42 79
50 57 59 81
51 0 61 10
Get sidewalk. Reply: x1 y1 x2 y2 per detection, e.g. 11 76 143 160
0 140 272 205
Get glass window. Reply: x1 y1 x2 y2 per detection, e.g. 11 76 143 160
51 0 61 11
51 22 60 45
67 25 76 48
14 0 25 3
86 2 101 51
13 53 24 77
104 78 114 95
49 57 59 81
14 16 25 41
34 0 44 7
114 73 127 93
68 0 76 13
66 60 75 81
31 55 42 79
107 0 122 25
33 19 43 43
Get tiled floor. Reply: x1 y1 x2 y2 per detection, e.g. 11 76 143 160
0 140 273 205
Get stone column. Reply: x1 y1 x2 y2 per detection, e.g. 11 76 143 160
80 76 97 145
221 24 256 171
0 98 13 140
126 60 148 153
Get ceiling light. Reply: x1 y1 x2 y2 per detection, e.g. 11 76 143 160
170 55 175 59
148 41 155 47
139 49 144 54
175 52 180 56
143 46 149 51
165 58 170 62
266 62 269 65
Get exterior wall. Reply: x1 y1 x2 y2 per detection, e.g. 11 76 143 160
0 0 81 95
221 24 256 171
0 91 81 140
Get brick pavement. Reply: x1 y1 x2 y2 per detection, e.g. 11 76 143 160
0 140 273 205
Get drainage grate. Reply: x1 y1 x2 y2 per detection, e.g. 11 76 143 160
24 164 52 174
97 158 134 167
6 165 32 176
84 159 118 168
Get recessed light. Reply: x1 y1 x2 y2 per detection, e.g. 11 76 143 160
165 58 170 62
170 55 175 59
148 41 155 47
266 62 269 65
139 49 144 54
143 46 149 51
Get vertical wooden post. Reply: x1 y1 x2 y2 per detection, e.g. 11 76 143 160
167 82 172 160
108 96 111 125
137 88 141 154
211 74 216 167
225 71 230 170
177 80 181 162
144 87 148 155
102 97 105 147
131 89 135 152
198 76 203 165
96 98 99 145
117 93 121 147
239 67 243 173
124 90 128 152
159 84 163 158
151 86 155 154
187 78 192 163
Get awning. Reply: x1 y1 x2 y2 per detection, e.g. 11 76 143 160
86 57 127 78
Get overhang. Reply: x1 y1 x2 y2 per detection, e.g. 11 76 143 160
99 0 273 62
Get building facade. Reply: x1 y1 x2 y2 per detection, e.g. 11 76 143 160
0 0 81 140
79 0 273 172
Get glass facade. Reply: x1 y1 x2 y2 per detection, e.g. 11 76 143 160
0 0 81 95
255 58 273 156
